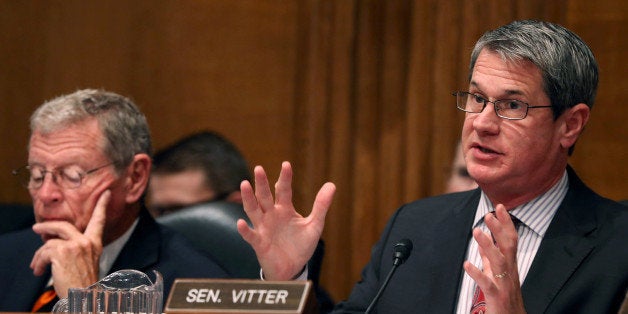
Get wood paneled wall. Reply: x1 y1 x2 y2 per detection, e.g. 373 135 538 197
0 0 625 301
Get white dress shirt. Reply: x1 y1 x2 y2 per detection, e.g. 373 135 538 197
455 171 568 313
46 218 139 287
98 218 138 278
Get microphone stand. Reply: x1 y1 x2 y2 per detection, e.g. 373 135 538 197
364 239 412 314
364 258 403 314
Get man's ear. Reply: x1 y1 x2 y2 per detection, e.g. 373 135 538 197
124 153 151 203
560 103 590 149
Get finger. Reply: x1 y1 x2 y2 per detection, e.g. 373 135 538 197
30 245 48 276
463 260 481 278
468 244 501 295
472 227 495 252
84 190 110 241
32 220 83 241
236 219 260 248
496 204 518 254
484 213 504 243
494 204 511 224
308 182 336 228
479 248 503 294
478 245 493 276
486 206 518 260
492 204 515 234
274 161 293 207
473 227 506 272
479 235 516 293
30 239 62 275
241 180 263 222
464 260 493 290
253 165 274 211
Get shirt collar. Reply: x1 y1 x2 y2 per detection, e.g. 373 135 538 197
473 170 569 237
99 218 139 279
46 217 139 287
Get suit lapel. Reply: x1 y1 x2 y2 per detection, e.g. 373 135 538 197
109 209 160 273
521 168 598 313
426 190 480 311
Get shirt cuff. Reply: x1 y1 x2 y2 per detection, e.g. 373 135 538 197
260 265 308 281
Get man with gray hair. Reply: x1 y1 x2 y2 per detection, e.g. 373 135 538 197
237 20 628 312
0 89 228 311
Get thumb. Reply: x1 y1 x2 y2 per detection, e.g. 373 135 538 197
84 190 110 241
309 182 336 226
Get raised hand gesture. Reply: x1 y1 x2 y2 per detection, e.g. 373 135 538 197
463 204 526 314
237 162 336 280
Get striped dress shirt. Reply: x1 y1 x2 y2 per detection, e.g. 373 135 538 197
455 171 569 313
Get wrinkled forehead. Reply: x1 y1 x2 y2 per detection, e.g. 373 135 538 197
28 118 107 161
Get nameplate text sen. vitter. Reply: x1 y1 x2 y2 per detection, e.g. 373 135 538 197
165 278 317 314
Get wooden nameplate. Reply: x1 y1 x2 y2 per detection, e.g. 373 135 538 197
164 278 318 314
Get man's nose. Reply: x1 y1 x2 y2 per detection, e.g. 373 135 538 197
472 102 501 134
35 173 63 202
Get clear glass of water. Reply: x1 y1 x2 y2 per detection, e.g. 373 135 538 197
53 269 163 314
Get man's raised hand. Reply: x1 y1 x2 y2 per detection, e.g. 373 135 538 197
237 161 336 280
463 204 525 314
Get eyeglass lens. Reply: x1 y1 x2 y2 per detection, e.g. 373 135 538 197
455 92 529 119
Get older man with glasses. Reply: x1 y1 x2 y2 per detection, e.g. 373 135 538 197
0 89 228 312
235 20 628 313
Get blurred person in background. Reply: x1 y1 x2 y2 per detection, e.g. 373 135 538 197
148 130 251 217
446 141 479 193
148 130 335 313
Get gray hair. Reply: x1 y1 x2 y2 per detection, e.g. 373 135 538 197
29 89 152 172
469 20 598 119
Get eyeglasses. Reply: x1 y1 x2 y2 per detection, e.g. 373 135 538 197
12 162 115 190
453 91 552 120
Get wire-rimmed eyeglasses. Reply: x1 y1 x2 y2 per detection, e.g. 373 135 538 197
12 162 115 190
453 91 552 120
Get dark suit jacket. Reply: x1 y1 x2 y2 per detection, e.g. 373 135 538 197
0 209 228 311
0 203 34 234
334 167 628 313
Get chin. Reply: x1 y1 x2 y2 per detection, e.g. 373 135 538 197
468 165 500 185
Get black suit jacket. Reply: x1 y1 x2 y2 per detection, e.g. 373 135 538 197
0 209 228 311
334 167 628 313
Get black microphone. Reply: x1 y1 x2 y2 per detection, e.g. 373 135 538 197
364 238 413 314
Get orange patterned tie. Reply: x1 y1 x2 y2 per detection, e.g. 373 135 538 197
31 287 57 312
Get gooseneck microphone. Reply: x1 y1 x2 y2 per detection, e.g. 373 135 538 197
364 238 413 314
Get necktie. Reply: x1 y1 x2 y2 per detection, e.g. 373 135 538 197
31 286 58 313
469 285 487 314
470 214 522 314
